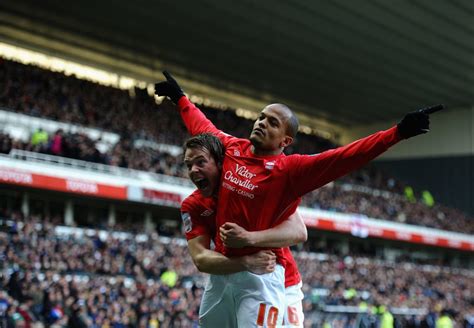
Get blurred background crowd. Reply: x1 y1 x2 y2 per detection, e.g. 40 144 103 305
0 59 473 327
0 59 472 234
1 209 473 327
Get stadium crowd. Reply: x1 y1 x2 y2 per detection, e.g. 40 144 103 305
0 59 334 156
0 131 188 179
0 211 203 327
1 59 474 327
2 59 325 152
1 59 473 233
298 253 473 319
0 209 473 327
1 126 472 234
303 184 474 234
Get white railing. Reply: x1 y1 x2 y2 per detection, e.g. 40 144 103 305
6 149 193 187
0 107 116 154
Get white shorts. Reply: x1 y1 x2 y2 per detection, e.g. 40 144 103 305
283 281 304 327
199 265 286 327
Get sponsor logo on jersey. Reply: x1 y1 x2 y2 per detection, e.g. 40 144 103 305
235 164 256 179
200 209 214 217
181 212 192 233
222 163 261 199
265 161 275 170
224 164 258 191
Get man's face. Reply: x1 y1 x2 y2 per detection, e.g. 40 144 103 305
249 104 292 152
184 147 220 197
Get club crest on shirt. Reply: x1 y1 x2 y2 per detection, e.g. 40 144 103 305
200 209 214 217
265 161 275 170
233 150 240 156
181 212 192 233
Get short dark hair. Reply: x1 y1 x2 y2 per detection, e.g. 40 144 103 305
286 111 299 138
183 133 224 165
271 103 299 138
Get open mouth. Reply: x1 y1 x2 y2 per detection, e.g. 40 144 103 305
194 177 210 191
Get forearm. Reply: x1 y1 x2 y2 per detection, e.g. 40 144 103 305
248 219 307 248
193 248 246 275
292 126 402 197
177 97 220 136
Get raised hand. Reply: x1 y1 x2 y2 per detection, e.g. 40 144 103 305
154 71 185 104
397 104 445 139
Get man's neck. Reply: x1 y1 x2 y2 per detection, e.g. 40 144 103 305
250 145 283 157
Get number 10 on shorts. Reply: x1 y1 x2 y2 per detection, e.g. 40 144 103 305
256 303 279 327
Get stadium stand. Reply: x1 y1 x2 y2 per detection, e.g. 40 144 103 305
1 58 473 327
0 210 203 327
0 58 473 234
0 59 334 154
0 209 472 327
302 184 474 234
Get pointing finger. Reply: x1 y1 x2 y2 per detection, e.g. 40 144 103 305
418 104 445 115
163 71 174 82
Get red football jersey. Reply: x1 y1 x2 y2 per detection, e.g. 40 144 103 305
178 97 401 260
181 189 301 287
181 189 217 241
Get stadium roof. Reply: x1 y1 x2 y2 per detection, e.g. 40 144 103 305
1 0 473 129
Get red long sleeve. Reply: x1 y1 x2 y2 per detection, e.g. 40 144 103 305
287 126 401 198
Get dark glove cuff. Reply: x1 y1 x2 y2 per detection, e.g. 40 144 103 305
396 123 408 139
170 92 185 104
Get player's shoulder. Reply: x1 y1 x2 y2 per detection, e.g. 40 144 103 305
224 135 250 147
221 136 253 157
181 190 205 210
181 190 215 212
282 152 319 163
264 152 298 166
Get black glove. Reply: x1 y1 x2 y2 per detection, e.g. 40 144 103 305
154 71 185 104
397 104 445 139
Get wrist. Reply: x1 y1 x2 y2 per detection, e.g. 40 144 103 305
396 124 403 139
176 95 189 108
246 231 258 247
171 93 185 104
238 256 250 270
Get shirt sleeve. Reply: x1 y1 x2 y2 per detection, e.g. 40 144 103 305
272 198 302 226
287 126 402 198
177 97 235 147
181 199 213 241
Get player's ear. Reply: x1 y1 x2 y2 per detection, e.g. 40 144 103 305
280 135 293 148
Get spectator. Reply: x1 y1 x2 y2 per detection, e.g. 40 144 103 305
0 210 472 326
49 129 64 156
30 128 48 147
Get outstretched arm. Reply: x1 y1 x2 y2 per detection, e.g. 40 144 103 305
187 234 276 275
288 104 445 198
220 211 307 248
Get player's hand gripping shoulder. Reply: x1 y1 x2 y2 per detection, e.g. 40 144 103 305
239 250 276 275
154 71 185 104
220 222 254 248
